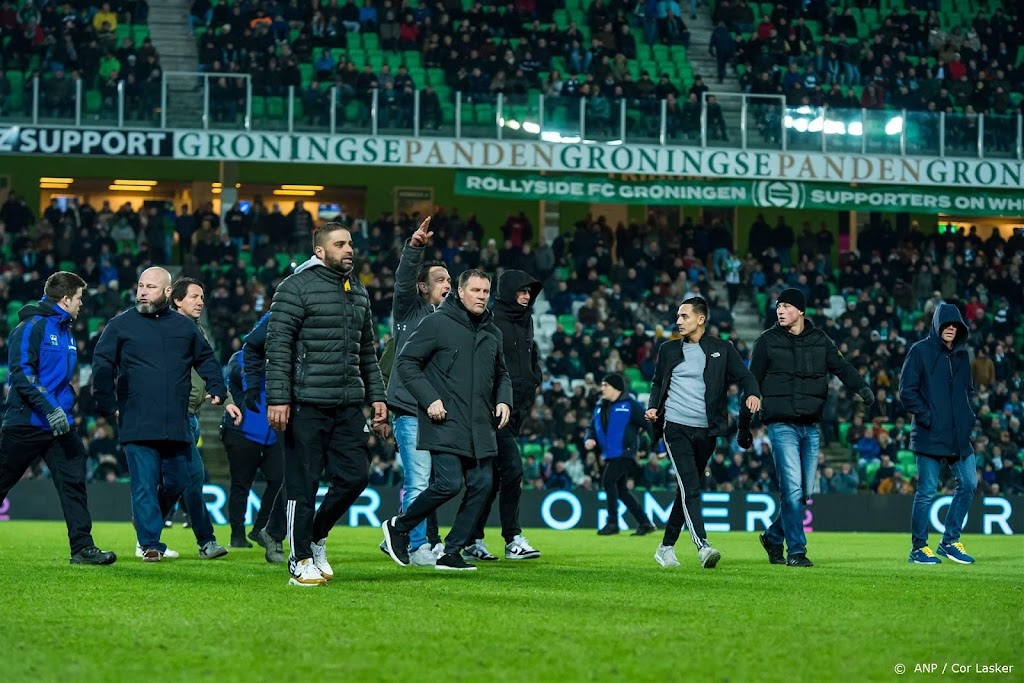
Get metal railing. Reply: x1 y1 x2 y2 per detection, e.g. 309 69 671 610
5 74 1023 161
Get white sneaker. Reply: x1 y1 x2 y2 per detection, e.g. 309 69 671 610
289 558 327 587
505 535 541 560
655 545 680 567
699 545 722 569
135 542 179 559
432 543 444 559
463 539 499 561
311 539 334 580
410 543 438 566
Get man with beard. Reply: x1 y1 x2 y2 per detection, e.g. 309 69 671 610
92 267 227 561
265 222 387 587
464 269 543 562
381 270 512 571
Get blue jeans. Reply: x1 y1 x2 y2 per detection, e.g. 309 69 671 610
764 423 820 556
126 442 190 552
395 415 432 550
177 414 217 546
911 453 976 549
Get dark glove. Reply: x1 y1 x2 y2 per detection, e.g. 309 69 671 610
46 407 70 436
857 387 875 406
737 429 753 450
244 387 261 413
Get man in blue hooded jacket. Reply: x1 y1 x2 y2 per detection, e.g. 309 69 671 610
222 312 287 563
900 303 979 565
0 271 116 565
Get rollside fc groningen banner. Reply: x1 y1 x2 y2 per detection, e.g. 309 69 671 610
455 171 1024 216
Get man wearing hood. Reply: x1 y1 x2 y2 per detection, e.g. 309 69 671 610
381 269 513 571
738 288 873 567
92 267 227 562
0 272 116 565
900 303 978 565
464 269 543 562
265 222 387 587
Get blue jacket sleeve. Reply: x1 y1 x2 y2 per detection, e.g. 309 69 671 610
7 318 58 415
898 345 930 427
242 313 270 393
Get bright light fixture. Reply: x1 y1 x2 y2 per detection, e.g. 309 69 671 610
280 185 324 191
108 184 153 192
114 180 158 185
39 183 70 189
39 177 73 183
273 189 316 196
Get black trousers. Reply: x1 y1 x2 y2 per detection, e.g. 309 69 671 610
470 408 525 544
0 425 95 554
603 457 651 528
662 422 716 548
221 428 287 542
284 403 371 562
395 452 493 555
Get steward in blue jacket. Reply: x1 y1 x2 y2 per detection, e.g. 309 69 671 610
584 374 656 536
0 272 116 565
219 315 286 560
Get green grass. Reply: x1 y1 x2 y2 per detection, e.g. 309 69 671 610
0 523 1021 682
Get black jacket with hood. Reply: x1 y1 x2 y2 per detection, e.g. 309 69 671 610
265 255 386 407
491 269 543 415
395 293 513 459
739 317 869 427
386 239 438 414
898 303 976 457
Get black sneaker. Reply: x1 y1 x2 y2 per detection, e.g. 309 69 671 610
787 553 814 568
70 546 117 565
436 552 477 571
759 533 786 565
631 522 657 536
597 524 620 536
249 528 266 548
230 534 253 548
381 516 410 567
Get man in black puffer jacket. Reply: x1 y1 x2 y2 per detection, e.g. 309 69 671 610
265 222 387 587
738 288 872 568
465 269 543 562
381 269 513 571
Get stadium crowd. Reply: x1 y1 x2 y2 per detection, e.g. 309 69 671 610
0 188 1021 500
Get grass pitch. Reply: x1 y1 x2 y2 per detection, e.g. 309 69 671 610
0 523 1020 682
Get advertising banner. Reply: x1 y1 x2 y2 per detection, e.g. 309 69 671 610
2 484 1019 535
0 126 173 157
454 171 1024 216
3 125 1023 191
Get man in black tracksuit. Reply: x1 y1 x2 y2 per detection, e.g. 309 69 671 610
646 296 761 569
265 223 387 587
465 269 543 562
738 288 872 567
381 269 513 571
220 312 287 564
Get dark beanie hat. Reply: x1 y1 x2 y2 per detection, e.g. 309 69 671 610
602 373 626 393
777 288 806 313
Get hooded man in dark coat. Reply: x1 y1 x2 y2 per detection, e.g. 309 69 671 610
465 269 543 562
382 269 513 571
900 303 978 565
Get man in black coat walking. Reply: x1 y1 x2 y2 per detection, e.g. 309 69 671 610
382 269 513 571
91 267 227 562
265 222 387 587
465 269 543 562
738 288 872 567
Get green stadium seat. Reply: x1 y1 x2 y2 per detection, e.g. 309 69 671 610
59 260 76 271
624 367 644 384
133 27 149 45
251 96 266 118
864 461 880 483
299 63 313 85
85 89 101 114
558 314 576 334
87 317 105 336
267 96 285 118
897 450 915 467
630 380 648 395
361 33 379 50
274 252 293 271
839 422 852 446
0 365 8 383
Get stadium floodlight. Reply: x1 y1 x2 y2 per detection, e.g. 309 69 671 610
273 189 316 196
39 177 73 184
884 116 904 136
113 180 158 185
108 184 152 192
280 185 324 191
39 183 70 189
